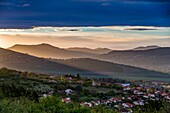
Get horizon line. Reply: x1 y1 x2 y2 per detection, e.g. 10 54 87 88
4 43 168 51
1 25 170 29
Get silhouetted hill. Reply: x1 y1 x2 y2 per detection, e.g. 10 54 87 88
97 47 170 73
8 43 97 59
132 45 160 51
0 47 84 74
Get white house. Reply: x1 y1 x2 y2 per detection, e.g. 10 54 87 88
65 89 72 95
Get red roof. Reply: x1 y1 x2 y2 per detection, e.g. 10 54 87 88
123 86 129 88
125 103 134 107
62 98 71 102
84 104 90 107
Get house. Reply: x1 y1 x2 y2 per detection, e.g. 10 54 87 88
76 80 84 84
123 86 131 91
98 100 108 104
134 90 144 95
122 103 134 108
48 91 54 95
128 96 132 100
120 83 131 87
143 94 149 98
133 101 139 105
134 101 144 106
66 77 72 83
120 108 133 113
91 101 99 106
166 95 170 102
92 81 100 86
136 86 142 90
42 91 53 98
62 97 71 103
139 101 144 105
161 93 168 97
65 89 72 95
43 94 48 98
110 97 122 103
155 90 160 94
80 102 92 107
149 93 155 98
114 105 120 109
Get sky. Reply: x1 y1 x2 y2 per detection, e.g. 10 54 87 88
0 0 170 28
0 0 169 49
0 26 170 49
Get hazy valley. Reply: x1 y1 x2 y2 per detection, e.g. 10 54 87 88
97 47 170 74
8 44 170 74
0 44 169 81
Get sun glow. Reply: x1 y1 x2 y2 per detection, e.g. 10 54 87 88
0 38 6 48
0 26 169 49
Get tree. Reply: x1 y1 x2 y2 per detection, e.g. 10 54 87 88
75 85 83 92
76 73 81 79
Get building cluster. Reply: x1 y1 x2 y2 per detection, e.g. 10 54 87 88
68 81 170 113
44 75 170 113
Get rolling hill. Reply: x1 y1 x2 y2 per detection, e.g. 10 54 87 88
97 47 170 73
67 47 111 54
8 44 170 74
0 48 169 81
50 58 170 81
8 43 98 59
0 47 84 74
132 45 160 51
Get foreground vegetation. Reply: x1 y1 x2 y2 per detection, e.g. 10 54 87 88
0 92 117 113
0 68 170 113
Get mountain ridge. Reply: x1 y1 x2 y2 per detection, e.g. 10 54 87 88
132 45 160 51
1 48 169 81
8 43 98 59
97 47 170 73
7 43 170 73
67 47 111 54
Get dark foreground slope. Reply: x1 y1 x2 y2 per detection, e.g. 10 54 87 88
0 48 84 74
0 48 169 81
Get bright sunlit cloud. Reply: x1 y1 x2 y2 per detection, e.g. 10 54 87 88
0 38 6 48
0 26 170 49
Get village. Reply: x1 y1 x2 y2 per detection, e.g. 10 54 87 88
0 68 170 113
41 74 170 113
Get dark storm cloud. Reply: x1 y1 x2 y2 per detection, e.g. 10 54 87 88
0 0 170 28
76 0 170 3
0 2 15 6
0 0 30 7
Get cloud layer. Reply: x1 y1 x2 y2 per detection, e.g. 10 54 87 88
0 26 169 49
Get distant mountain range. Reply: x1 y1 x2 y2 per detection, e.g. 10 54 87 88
8 44 162 59
7 43 170 74
132 45 160 51
0 47 83 73
1 48 169 81
97 47 170 74
8 43 111 59
67 47 111 55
